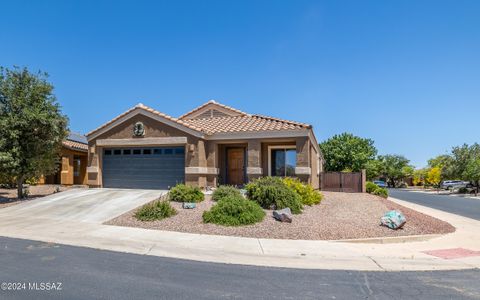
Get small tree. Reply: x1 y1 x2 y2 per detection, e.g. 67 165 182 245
413 168 427 187
0 67 68 198
426 167 442 191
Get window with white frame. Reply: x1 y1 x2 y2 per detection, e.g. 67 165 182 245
268 146 296 177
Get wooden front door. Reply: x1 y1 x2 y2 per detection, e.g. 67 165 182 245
226 148 245 185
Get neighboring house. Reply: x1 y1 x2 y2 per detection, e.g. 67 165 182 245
86 100 323 189
39 132 88 185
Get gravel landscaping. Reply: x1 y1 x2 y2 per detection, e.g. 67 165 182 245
0 185 81 209
106 191 455 240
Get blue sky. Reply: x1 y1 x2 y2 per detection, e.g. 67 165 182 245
2 0 479 167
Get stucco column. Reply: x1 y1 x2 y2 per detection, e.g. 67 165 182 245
60 154 74 185
247 140 262 181
205 141 218 187
295 137 311 183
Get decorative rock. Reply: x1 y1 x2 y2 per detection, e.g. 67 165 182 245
380 210 406 230
182 202 196 209
273 208 293 223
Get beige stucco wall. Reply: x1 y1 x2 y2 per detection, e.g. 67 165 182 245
87 114 208 187
86 112 323 189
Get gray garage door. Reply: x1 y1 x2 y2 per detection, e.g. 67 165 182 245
102 147 185 189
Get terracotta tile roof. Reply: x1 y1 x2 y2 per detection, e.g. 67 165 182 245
86 101 311 139
183 114 311 135
86 103 204 137
62 140 88 152
178 100 248 119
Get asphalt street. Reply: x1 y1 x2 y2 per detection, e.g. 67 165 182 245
389 189 480 220
0 237 479 300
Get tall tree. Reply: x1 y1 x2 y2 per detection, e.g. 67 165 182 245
0 67 68 198
365 159 384 181
378 154 410 187
428 154 454 180
450 143 480 179
464 157 480 191
319 133 377 172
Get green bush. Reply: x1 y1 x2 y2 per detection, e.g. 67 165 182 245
135 200 177 221
212 185 241 201
283 177 322 206
245 177 303 214
372 187 388 198
202 195 265 226
169 184 204 203
366 181 378 194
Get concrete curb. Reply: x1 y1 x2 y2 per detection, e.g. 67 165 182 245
337 233 444 244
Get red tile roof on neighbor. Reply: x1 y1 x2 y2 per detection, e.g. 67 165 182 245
62 132 88 152
62 139 88 152
86 100 312 138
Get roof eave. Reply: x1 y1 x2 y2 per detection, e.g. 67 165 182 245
205 129 309 140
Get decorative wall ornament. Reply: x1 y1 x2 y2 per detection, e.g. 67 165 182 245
133 122 145 137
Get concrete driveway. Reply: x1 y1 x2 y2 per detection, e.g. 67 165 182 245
0 188 164 224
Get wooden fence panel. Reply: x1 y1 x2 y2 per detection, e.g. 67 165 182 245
320 171 366 193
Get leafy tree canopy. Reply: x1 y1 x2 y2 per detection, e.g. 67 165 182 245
0 67 68 198
319 132 377 172
378 154 411 187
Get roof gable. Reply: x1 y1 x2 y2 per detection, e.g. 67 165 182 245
179 100 248 120
86 103 204 141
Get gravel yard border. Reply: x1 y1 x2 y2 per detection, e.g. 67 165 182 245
106 191 455 240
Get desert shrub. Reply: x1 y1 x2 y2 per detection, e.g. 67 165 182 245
169 184 204 203
202 195 265 226
283 177 322 206
245 177 303 214
245 177 284 208
25 177 39 185
135 200 177 221
372 187 388 198
212 185 241 201
366 181 378 194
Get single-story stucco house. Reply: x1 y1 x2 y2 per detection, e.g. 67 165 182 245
85 100 323 190
39 132 88 185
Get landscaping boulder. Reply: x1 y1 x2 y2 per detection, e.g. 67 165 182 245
273 208 293 223
380 210 406 230
182 202 196 209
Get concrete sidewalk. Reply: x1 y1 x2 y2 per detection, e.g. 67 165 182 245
0 196 479 271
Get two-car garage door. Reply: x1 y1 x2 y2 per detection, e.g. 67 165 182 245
102 147 185 189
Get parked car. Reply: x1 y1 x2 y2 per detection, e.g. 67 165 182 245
373 180 387 188
440 180 470 190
